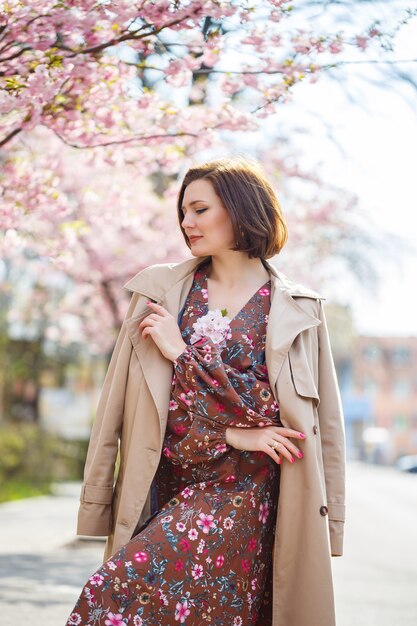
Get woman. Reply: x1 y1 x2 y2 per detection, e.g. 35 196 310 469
67 157 346 626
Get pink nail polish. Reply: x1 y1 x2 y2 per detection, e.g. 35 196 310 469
298 452 303 459
290 456 294 463
299 433 306 439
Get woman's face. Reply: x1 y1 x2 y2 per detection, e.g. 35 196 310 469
180 179 235 256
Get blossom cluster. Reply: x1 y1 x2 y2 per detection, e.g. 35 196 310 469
190 309 232 348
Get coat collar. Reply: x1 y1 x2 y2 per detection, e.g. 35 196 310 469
123 255 324 302
123 256 324 431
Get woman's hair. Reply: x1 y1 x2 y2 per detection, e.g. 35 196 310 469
176 156 288 259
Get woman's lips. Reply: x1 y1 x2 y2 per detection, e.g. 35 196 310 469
189 236 203 243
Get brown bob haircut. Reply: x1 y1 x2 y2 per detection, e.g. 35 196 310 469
176 156 288 260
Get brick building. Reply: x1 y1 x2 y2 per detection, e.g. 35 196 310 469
326 304 417 463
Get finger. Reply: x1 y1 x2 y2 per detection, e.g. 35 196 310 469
263 444 281 465
271 427 306 440
139 318 158 333
274 439 303 460
271 441 294 464
147 302 169 316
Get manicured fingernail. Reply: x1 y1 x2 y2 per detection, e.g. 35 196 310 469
299 433 305 438
290 456 294 463
277 458 281 464
297 452 303 459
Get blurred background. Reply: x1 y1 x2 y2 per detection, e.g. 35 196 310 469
0 1 416 624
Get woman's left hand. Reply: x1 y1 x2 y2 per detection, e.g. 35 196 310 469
138 301 187 362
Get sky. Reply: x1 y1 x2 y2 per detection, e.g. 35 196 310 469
263 5 417 337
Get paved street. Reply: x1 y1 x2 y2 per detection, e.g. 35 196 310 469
332 462 417 626
0 463 416 625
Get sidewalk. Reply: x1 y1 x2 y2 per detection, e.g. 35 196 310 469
0 482 104 626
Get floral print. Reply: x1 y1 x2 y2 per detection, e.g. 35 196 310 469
66 259 282 625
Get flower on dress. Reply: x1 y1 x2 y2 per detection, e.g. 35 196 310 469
215 554 225 567
196 512 216 534
190 308 231 348
259 502 269 523
89 573 104 586
233 617 243 626
67 613 82 625
181 487 194 498
106 560 117 571
179 537 191 551
176 522 186 532
134 551 148 563
260 388 271 401
175 599 191 623
223 517 234 530
242 558 251 573
139 592 150 604
191 563 204 579
188 528 198 540
157 588 169 607
248 537 258 552
133 616 144 626
105 613 125 626
197 539 205 553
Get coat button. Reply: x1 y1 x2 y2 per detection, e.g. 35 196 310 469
313 425 318 435
320 505 328 516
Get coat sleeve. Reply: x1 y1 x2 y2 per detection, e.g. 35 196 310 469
317 299 346 557
76 293 138 537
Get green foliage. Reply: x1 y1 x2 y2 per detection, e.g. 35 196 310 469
0 422 89 502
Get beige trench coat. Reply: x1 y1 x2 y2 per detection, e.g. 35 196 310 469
77 255 346 626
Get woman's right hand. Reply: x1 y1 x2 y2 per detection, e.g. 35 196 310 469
225 425 306 465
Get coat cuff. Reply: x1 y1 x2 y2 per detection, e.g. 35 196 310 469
77 483 114 537
327 501 345 522
80 483 113 505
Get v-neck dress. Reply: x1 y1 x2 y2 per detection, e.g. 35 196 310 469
66 258 283 626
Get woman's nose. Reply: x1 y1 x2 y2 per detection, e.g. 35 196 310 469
181 212 194 228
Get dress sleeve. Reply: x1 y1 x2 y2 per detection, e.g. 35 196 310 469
162 337 280 467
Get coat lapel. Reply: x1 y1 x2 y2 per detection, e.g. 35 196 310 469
123 257 204 434
124 256 323 436
264 269 322 392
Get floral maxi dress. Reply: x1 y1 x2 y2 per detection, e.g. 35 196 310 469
66 259 283 626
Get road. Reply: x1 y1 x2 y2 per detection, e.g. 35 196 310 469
332 462 417 626
0 463 416 625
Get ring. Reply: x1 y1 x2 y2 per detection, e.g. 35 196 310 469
270 441 279 450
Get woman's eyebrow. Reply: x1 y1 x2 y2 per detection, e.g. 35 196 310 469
182 200 207 211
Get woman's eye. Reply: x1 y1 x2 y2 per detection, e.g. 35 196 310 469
195 208 207 214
